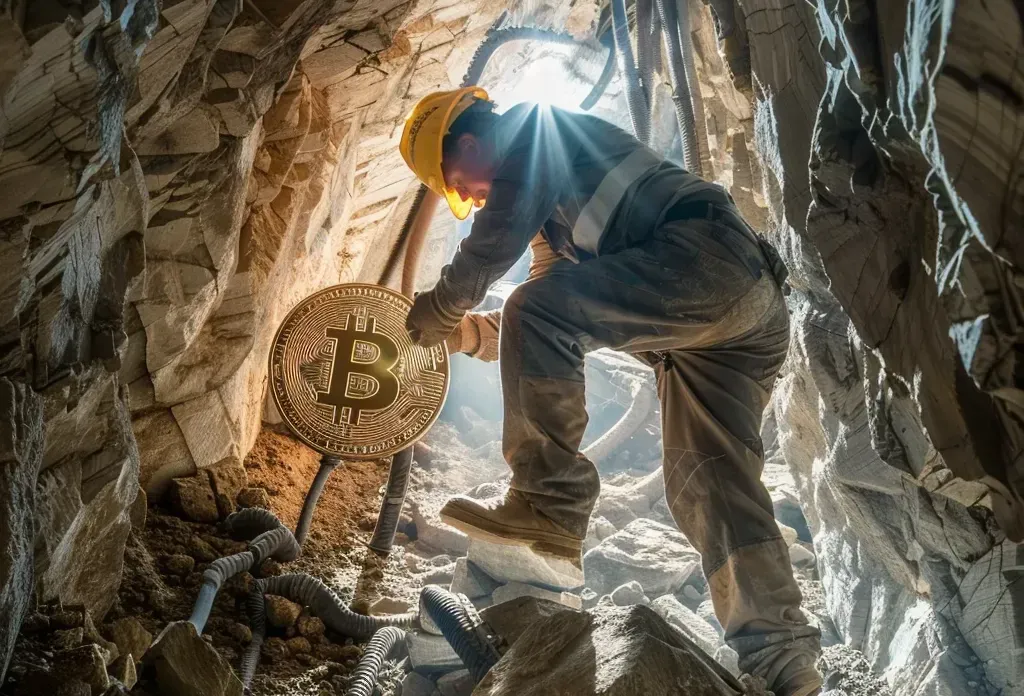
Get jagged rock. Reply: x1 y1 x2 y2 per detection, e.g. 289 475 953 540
401 671 440 696
145 621 243 696
683 585 705 603
107 618 153 664
370 597 411 614
436 669 474 696
51 609 85 630
583 518 701 597
236 487 271 509
0 380 44 679
450 558 501 600
166 476 219 523
188 535 219 563
475 600 743 695
296 615 325 640
207 461 248 518
467 539 584 591
406 632 463 674
53 628 85 650
491 581 583 610
650 595 723 657
163 554 195 576
225 623 252 644
286 637 312 655
609 581 649 606
53 645 110 694
265 594 302 628
110 653 138 689
479 596 578 648
20 613 50 634
788 544 815 567
696 601 724 638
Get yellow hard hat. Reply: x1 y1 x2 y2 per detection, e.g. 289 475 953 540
399 86 490 220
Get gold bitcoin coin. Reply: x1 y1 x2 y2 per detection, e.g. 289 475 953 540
269 284 450 459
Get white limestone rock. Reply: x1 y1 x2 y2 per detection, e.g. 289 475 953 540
583 518 701 597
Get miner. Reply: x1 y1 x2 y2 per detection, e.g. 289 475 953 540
398 86 822 696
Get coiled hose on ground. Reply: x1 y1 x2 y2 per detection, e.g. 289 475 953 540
294 454 343 546
611 0 651 143
420 585 501 683
342 626 408 696
188 509 300 633
656 0 701 174
368 447 414 555
258 573 417 640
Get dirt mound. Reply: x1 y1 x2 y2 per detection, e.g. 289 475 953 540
244 430 389 553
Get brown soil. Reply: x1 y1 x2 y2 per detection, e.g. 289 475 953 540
244 429 389 554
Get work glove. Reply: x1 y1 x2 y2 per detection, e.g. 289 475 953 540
405 290 461 348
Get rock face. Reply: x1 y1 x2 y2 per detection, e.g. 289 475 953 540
144 621 243 696
725 0 1024 693
475 599 743 696
0 0 552 677
583 518 702 597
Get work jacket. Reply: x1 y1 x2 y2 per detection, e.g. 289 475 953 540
430 103 782 324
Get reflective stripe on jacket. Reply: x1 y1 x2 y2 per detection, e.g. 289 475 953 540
431 103 738 319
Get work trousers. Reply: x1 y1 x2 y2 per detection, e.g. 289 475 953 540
474 213 821 692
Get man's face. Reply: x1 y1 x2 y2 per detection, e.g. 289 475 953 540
441 133 495 208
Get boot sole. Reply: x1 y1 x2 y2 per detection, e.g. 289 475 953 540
439 504 583 557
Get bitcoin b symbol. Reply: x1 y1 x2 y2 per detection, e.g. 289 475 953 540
316 314 400 425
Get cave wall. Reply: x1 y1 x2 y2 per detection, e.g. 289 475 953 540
720 0 1024 693
0 0 559 678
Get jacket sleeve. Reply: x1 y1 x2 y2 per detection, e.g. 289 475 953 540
449 233 566 362
430 132 566 320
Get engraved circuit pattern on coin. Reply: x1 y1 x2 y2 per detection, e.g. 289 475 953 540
270 284 449 459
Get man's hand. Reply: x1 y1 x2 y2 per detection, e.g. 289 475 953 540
406 291 461 347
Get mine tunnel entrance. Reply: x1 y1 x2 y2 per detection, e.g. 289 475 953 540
1 1 1021 696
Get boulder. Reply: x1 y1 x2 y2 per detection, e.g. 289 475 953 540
650 596 724 657
53 645 110 694
491 581 582 610
609 581 649 606
0 380 45 681
110 653 138 689
475 600 744 695
166 475 219 523
265 594 302 628
144 621 243 696
236 487 271 509
480 596 578 647
583 519 701 597
450 558 501 600
406 632 463 674
436 669 474 696
401 671 440 696
467 539 583 591
207 460 248 518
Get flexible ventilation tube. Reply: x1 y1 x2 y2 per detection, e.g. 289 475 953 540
295 454 342 546
656 0 701 174
188 551 254 633
674 0 711 174
240 589 265 693
342 626 407 696
188 510 301 634
258 574 417 640
224 507 287 538
368 447 414 555
610 0 651 143
635 0 657 110
582 382 656 465
420 585 500 683
580 39 617 111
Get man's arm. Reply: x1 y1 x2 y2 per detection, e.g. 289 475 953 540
449 233 566 361
430 148 562 322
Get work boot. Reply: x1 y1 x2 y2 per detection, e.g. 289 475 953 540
439 490 584 568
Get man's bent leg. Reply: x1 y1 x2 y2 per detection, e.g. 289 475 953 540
658 292 821 696
496 281 599 540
